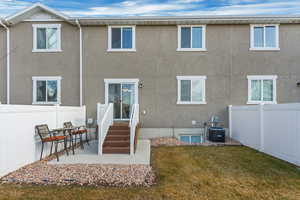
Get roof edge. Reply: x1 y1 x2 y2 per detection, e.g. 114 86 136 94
5 3 70 25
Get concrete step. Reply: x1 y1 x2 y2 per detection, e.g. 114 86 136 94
103 140 130 147
103 146 130 154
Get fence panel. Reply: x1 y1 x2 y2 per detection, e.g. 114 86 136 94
230 103 300 166
0 105 86 177
231 105 261 150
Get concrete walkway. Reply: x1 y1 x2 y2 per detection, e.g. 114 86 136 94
48 139 151 165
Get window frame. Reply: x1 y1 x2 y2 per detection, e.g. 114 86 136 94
107 25 136 52
177 76 207 105
177 25 207 52
250 24 280 51
32 24 62 52
32 76 62 105
247 75 277 104
179 135 202 144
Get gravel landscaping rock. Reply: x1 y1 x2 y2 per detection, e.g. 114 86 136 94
0 161 155 187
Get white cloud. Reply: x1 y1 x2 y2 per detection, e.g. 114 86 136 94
63 0 300 17
64 0 196 16
173 0 205 3
168 1 300 15
1 0 300 18
0 0 31 17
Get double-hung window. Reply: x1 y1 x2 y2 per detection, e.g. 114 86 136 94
32 77 62 105
33 24 61 52
108 26 136 51
247 75 277 104
250 24 279 51
177 25 206 51
177 76 207 104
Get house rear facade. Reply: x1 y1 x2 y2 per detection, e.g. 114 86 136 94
1 3 300 137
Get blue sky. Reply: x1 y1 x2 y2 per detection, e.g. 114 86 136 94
1 0 300 18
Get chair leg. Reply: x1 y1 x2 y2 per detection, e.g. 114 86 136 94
86 132 90 145
50 141 53 155
71 135 75 155
80 134 84 149
55 141 59 162
64 138 69 156
40 142 44 161
74 134 77 146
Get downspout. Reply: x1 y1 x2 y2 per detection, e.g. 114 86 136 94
0 20 10 104
76 19 83 107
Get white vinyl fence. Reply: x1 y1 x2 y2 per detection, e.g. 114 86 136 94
229 103 300 166
0 104 86 177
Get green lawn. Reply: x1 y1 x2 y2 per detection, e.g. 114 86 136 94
1 146 300 200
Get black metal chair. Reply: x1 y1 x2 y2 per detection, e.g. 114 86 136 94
35 124 68 161
63 122 89 149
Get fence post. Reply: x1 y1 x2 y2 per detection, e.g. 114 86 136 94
259 103 264 151
228 105 232 138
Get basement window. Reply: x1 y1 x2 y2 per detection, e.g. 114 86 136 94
180 135 202 144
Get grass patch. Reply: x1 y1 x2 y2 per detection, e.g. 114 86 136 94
1 146 300 200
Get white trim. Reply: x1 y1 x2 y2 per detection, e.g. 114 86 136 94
32 76 62 105
177 25 206 51
247 75 277 104
32 24 62 52
76 19 83 107
250 24 280 51
0 21 10 104
6 3 69 22
177 76 207 80
176 76 207 105
107 25 136 52
24 19 64 22
104 79 139 120
107 49 137 52
32 76 62 81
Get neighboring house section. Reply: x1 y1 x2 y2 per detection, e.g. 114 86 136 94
9 21 80 106
1 3 300 130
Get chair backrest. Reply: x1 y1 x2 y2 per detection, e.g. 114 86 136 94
35 124 50 140
64 121 73 128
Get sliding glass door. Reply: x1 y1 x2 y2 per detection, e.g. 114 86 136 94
108 83 136 120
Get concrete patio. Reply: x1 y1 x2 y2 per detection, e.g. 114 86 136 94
48 139 151 165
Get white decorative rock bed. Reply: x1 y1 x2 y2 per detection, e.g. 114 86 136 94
0 160 155 187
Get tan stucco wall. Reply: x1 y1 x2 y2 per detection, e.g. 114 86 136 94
5 22 300 128
10 22 80 106
83 24 300 128
0 27 6 104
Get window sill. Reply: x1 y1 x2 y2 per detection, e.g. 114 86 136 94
32 102 61 105
177 48 207 52
247 101 277 105
107 49 136 52
32 49 63 53
177 101 207 105
249 47 280 51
